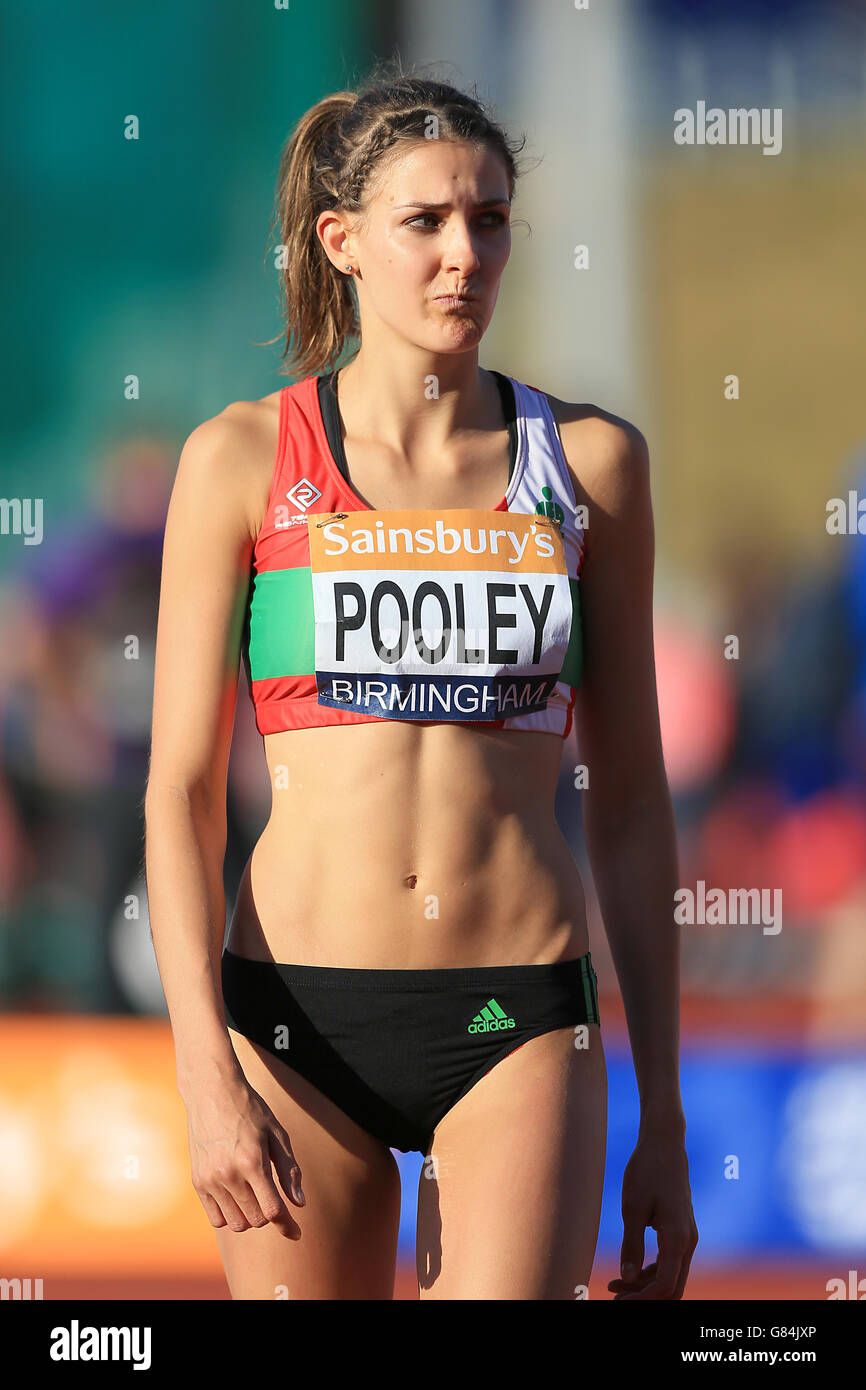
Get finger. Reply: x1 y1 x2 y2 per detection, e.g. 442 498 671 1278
621 1231 686 1300
608 1261 657 1287
643 1223 689 1299
609 1261 658 1296
226 1177 273 1229
248 1159 302 1240
213 1182 259 1233
608 1260 657 1290
671 1259 690 1301
269 1129 306 1208
618 1218 647 1287
671 1233 699 1300
195 1189 228 1229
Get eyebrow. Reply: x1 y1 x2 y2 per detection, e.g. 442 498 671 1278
393 197 511 210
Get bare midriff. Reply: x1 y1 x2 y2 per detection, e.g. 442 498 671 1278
225 717 589 969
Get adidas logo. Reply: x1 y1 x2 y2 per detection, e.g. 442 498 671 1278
468 997 516 1033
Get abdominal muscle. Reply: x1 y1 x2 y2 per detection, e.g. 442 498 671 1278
225 717 589 969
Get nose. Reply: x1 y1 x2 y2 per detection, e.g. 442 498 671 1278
441 215 483 274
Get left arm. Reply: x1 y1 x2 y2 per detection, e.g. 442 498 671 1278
555 403 699 1299
566 415 682 1128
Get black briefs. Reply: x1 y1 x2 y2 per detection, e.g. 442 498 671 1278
221 947 600 1155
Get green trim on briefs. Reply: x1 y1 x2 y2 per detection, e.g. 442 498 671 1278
582 967 594 1023
580 962 599 1025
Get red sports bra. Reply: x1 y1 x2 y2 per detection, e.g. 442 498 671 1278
240 372 584 738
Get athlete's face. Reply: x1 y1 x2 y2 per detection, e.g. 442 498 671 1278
336 139 512 354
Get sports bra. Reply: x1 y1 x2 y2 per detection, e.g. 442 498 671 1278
240 371 584 739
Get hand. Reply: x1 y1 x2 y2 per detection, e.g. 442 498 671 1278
184 1072 306 1240
607 1128 698 1299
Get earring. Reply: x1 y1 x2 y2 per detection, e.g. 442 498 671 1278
345 264 353 273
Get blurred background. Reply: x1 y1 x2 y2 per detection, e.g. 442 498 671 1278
1 0 865 1299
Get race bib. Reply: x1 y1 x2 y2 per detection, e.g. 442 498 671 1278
307 508 573 722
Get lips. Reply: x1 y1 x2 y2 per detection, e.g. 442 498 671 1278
435 293 478 310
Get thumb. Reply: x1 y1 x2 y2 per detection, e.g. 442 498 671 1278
269 1127 305 1206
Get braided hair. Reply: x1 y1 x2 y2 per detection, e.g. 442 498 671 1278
265 58 528 380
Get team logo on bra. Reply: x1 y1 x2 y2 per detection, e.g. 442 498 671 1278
534 485 564 525
286 477 323 510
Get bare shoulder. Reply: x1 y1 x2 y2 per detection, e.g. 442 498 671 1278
174 387 284 541
545 392 650 512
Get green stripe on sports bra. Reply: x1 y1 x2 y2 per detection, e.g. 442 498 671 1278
247 567 315 679
559 578 583 689
247 567 583 689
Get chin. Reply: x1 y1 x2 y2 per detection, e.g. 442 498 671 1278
431 314 486 340
443 325 485 348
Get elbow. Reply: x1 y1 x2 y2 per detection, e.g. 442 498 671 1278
583 775 674 841
144 776 224 827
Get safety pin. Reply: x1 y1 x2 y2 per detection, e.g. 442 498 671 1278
315 512 349 527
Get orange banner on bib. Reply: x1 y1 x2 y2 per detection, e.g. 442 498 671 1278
307 507 566 574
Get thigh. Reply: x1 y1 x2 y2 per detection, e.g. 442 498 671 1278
417 1023 607 1300
212 1028 402 1300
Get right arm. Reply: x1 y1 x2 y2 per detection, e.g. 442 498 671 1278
144 408 305 1238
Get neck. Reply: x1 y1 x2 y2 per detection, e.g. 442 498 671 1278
334 347 496 461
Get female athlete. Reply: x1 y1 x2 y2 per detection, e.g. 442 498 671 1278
145 65 698 1300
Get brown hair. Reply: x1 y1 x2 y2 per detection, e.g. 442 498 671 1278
264 58 529 380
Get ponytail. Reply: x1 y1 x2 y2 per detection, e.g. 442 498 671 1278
268 91 359 381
